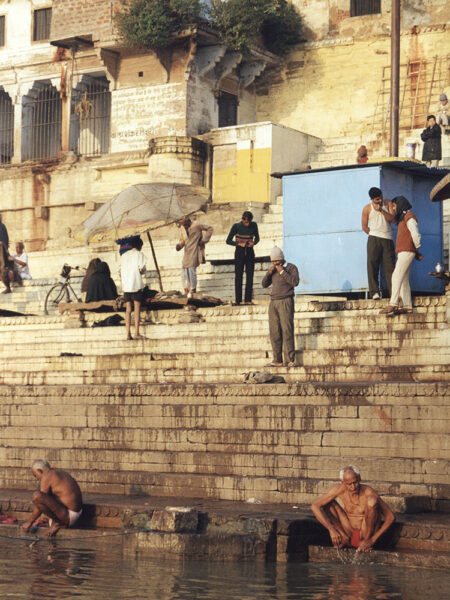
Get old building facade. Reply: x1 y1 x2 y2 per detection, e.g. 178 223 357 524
0 0 448 272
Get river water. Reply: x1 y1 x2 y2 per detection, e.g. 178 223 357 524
0 536 448 600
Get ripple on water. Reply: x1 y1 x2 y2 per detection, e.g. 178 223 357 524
0 537 448 600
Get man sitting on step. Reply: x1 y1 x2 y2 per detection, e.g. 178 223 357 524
311 465 395 552
22 459 83 537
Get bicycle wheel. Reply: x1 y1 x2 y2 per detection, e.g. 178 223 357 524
44 284 70 315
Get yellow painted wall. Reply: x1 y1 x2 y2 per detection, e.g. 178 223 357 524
213 147 272 204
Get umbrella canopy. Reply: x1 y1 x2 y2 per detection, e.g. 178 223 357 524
73 182 211 244
430 172 450 202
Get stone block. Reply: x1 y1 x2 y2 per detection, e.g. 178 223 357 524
150 507 199 533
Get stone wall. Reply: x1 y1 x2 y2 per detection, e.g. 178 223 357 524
294 0 449 42
0 382 448 506
50 0 121 44
256 29 450 141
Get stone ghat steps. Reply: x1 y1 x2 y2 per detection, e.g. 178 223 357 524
0 327 447 358
0 333 448 368
1 363 448 386
0 294 446 329
0 382 447 505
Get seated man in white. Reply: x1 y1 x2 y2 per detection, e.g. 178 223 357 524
11 242 31 280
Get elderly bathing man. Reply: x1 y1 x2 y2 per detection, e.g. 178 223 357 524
22 460 83 537
262 246 299 367
311 466 395 552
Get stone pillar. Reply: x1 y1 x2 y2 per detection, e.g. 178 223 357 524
11 91 22 164
148 136 208 186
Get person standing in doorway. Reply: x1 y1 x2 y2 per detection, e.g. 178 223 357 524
176 217 213 298
117 235 146 340
226 211 260 305
262 247 299 367
361 187 396 300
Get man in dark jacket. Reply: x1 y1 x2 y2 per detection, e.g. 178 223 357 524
0 214 11 293
421 115 442 168
262 247 299 367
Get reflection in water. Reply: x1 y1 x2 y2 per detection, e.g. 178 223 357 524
0 536 448 600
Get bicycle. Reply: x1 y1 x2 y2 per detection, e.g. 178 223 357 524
44 264 83 315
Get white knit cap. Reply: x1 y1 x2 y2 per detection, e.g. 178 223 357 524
270 246 284 261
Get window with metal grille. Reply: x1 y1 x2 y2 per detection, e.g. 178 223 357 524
21 81 62 161
218 91 238 128
0 88 14 163
350 0 381 17
70 75 111 156
0 16 5 47
33 7 52 41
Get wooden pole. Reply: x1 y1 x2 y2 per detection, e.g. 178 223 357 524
390 0 400 156
146 231 163 291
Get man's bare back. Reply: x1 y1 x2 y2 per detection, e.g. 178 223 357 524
40 469 82 513
311 466 395 552
22 460 83 537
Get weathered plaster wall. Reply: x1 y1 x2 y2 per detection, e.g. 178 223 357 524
0 152 149 251
255 29 450 140
294 0 448 41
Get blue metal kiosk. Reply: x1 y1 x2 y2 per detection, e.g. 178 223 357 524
282 162 446 295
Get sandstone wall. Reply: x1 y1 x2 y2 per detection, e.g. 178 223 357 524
256 29 450 141
0 382 448 506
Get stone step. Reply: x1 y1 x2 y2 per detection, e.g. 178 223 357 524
0 328 446 358
1 363 448 385
1 343 448 373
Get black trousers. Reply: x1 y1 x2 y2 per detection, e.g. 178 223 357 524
367 235 395 297
234 246 255 304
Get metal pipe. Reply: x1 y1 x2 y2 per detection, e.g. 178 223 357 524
390 0 400 156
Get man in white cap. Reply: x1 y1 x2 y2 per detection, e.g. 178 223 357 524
436 93 449 130
261 247 299 367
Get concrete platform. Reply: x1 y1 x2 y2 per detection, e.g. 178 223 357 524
1 491 449 567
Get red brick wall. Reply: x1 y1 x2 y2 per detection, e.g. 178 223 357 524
50 0 122 43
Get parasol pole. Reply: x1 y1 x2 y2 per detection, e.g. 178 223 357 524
146 231 163 291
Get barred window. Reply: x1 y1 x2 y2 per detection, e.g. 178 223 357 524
70 75 111 157
0 88 14 163
22 81 62 161
33 7 52 41
0 16 5 47
350 0 381 17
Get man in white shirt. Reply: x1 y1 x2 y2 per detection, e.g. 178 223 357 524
361 187 396 299
11 242 32 280
118 235 146 340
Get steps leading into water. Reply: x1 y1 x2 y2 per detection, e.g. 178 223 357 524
1 491 448 564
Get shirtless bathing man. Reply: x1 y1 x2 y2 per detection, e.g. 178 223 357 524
311 465 395 552
22 460 83 537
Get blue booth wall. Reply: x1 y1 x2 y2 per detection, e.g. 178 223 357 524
283 165 443 295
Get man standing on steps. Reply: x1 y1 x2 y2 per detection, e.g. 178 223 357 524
176 217 213 298
361 187 396 300
22 459 83 537
262 246 299 367
311 465 395 552
226 210 260 305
